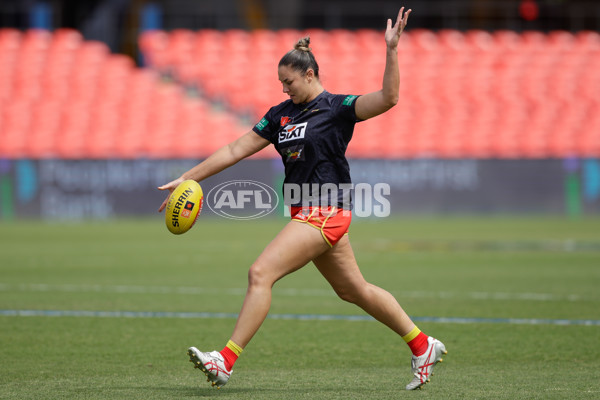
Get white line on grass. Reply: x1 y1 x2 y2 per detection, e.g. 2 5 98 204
1 309 599 326
0 283 590 302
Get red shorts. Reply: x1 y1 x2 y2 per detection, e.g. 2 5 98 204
290 206 351 247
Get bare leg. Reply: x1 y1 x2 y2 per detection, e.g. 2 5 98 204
312 235 415 336
230 221 330 348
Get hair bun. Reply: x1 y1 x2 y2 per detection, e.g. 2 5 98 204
294 36 311 52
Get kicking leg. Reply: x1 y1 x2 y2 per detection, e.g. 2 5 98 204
312 235 415 335
312 235 447 390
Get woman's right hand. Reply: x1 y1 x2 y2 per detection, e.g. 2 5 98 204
385 7 412 50
157 177 185 212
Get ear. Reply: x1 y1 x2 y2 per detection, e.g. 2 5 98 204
305 68 315 82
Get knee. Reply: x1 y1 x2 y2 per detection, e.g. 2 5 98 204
334 287 356 304
333 282 368 305
247 262 273 288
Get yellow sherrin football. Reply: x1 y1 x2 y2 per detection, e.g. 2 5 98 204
165 180 203 235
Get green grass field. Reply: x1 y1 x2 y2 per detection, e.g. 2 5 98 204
1 216 599 399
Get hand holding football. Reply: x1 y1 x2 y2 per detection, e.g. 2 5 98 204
163 180 203 235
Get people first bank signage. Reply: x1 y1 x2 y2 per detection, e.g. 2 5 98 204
1 158 599 219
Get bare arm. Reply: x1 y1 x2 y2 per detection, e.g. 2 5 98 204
158 130 270 211
355 7 411 121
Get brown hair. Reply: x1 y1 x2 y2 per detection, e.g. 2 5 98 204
278 36 320 79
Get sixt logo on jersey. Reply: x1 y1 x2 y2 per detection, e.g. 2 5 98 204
279 122 307 143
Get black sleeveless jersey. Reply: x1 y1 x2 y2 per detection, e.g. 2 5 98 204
252 91 360 208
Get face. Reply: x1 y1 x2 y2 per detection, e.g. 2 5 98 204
278 65 314 104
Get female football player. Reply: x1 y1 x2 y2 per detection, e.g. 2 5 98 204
158 7 446 391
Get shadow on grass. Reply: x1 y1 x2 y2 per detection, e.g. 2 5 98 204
127 385 393 399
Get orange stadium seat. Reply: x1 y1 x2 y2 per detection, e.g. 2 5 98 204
28 100 61 158
0 100 32 157
54 100 90 158
0 29 20 101
138 30 169 70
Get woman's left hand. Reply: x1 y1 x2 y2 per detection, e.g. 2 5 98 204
385 7 412 50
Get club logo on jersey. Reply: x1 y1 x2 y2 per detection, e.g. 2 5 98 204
280 116 291 126
287 149 302 160
279 122 307 143
281 144 304 163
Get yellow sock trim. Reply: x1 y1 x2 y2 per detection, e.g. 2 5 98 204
402 326 421 344
226 340 244 356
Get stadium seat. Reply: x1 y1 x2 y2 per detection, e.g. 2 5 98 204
139 30 169 70
493 30 521 50
547 30 575 50
575 31 600 50
114 69 156 159
0 99 32 157
409 29 439 52
438 29 466 51
28 100 61 158
464 30 495 51
520 30 547 48
55 100 90 158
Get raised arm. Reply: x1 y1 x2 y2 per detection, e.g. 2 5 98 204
158 130 270 212
355 7 411 121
